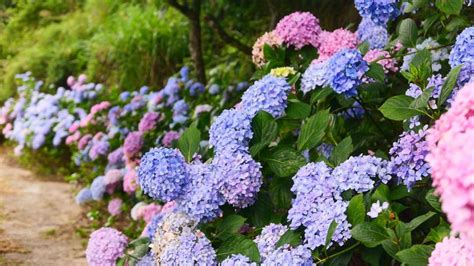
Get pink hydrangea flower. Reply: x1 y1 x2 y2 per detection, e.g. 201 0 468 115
123 167 138 194
104 169 123 194
363 49 398 73
78 134 93 150
2 123 12 135
67 76 76 87
428 236 474 265
124 131 144 158
318 29 359 60
140 203 162 223
66 131 81 145
427 82 474 239
86 227 128 266
252 31 283 67
69 121 80 133
107 198 123 216
162 130 181 147
275 11 322 50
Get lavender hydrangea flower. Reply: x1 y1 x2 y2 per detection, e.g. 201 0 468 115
301 61 329 94
254 224 288 261
262 245 313 266
354 0 399 26
449 27 474 86
209 109 253 154
356 18 388 49
162 130 181 147
139 112 160 133
137 148 190 201
209 84 220 95
159 230 217 265
86 227 128 266
316 143 334 159
222 254 257 266
188 82 205 96
89 139 109 160
327 49 369 96
136 253 155 266
90 176 107 200
75 188 93 204
178 163 225 222
388 128 430 190
241 75 292 118
147 214 165 241
213 151 263 208
124 131 144 157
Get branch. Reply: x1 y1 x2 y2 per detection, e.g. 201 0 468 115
166 0 192 18
205 15 252 55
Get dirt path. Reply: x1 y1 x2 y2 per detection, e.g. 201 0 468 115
0 155 86 265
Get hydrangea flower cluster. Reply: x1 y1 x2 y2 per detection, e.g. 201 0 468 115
222 254 257 266
318 29 359 60
274 12 322 49
262 245 314 266
357 18 388 49
240 75 292 118
388 127 430 190
428 236 474 265
327 49 369 96
209 109 253 153
354 0 399 26
86 227 128 266
138 111 160 133
449 27 474 86
364 49 398 73
427 82 474 239
254 223 288 261
301 60 329 94
162 130 181 147
401 38 449 73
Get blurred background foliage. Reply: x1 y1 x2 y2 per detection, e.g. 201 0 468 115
0 0 360 101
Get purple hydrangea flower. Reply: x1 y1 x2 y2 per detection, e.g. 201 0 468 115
254 224 288 261
180 66 190 82
301 61 329 94
262 245 313 266
316 143 334 159
189 82 205 96
136 253 155 266
147 213 165 241
137 148 190 201
162 130 181 147
354 0 399 26
159 230 217 265
449 27 474 86
107 147 124 166
388 128 430 190
90 176 107 200
89 139 109 160
327 49 369 96
75 188 93 204
139 112 160 133
209 84 220 95
212 151 262 208
356 18 388 49
209 109 253 154
124 131 144 157
222 254 257 266
241 75 292 118
86 227 128 266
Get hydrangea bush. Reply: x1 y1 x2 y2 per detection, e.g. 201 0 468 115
2 1 474 265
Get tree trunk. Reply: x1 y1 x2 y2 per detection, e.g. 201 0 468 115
189 13 206 84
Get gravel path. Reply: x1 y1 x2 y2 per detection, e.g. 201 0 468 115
0 155 86 265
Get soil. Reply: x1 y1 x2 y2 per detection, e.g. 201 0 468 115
0 154 87 265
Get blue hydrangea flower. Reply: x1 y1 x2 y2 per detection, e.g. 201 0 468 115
147 214 165 241
209 84 220 95
241 75 292 118
136 253 155 266
75 188 93 204
137 148 190 201
163 77 181 105
90 176 106 200
180 66 190 82
212 151 262 208
209 109 253 154
356 18 388 49
388 128 430 190
222 254 257 266
262 245 313 266
254 224 288 261
327 49 369 96
354 0 399 26
120 92 130 102
236 82 249 91
343 102 366 119
159 230 217 265
188 82 205 96
332 155 391 193
178 163 225 222
316 143 334 159
301 61 329 94
449 27 474 86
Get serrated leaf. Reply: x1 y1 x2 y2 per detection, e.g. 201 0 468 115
438 65 462 106
177 125 201 162
351 222 390 248
396 245 434 265
398 18 418 47
296 110 330 151
275 229 301 248
347 194 365 226
264 147 307 177
379 95 425 121
435 0 463 15
330 136 353 166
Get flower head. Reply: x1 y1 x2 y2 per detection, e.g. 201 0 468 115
327 49 369 96
428 236 474 266
86 227 128 266
318 29 359 60
275 12 322 49
449 27 474 86
354 0 399 26
357 18 388 49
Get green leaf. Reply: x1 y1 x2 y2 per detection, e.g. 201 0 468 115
275 229 301 248
250 111 278 156
241 193 273 227
382 239 399 258
177 125 201 162
410 87 433 109
396 245 434 265
424 219 450 243
325 220 338 249
117 257 126 266
217 215 246 239
351 222 390 248
285 99 311 120
310 87 333 105
398 18 418 47
366 63 385 83
296 110 330 151
269 177 292 209
438 65 462 106
389 185 411 200
217 235 261 262
288 73 301 85
372 184 390 202
406 211 436 232
330 136 353 166
264 147 307 177
425 189 442 212
435 0 463 15
379 95 425 121
347 194 366 226
358 41 370 55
